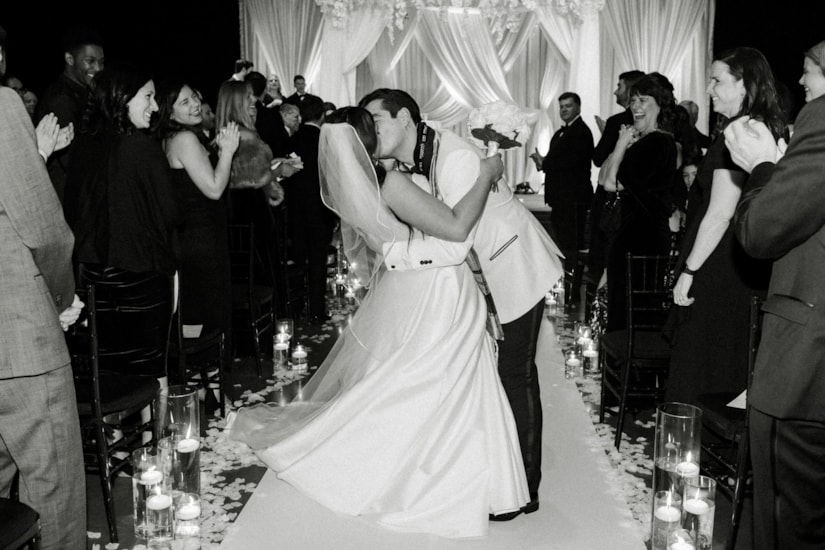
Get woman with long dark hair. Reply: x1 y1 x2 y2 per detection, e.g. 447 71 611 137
666 47 784 404
154 77 239 334
64 64 181 380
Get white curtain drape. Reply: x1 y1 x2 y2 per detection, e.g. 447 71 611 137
242 0 324 96
240 0 713 184
318 7 387 107
603 0 714 133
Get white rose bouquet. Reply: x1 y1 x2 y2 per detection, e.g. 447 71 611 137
467 101 532 190
468 100 531 155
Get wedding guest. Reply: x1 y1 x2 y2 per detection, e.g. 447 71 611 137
280 95 337 324
246 70 288 158
679 99 712 151
36 26 104 203
530 92 594 306
724 39 825 550
284 74 319 106
154 78 240 336
64 64 181 380
667 48 782 405
264 73 284 107
280 102 301 136
0 27 86 550
217 80 296 289
600 73 679 331
230 59 253 82
587 70 644 305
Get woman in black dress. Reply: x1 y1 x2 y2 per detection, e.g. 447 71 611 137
64 64 181 379
666 47 785 404
600 73 679 331
154 78 240 334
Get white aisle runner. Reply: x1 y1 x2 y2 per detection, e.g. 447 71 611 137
220 318 645 550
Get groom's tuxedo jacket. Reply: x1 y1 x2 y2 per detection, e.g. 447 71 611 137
383 129 563 323
734 94 825 423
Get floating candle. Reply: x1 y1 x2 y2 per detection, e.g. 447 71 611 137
675 462 700 477
176 438 200 453
176 502 201 521
139 469 163 485
683 498 709 515
654 505 681 522
146 494 173 511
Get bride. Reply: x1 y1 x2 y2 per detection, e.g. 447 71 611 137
229 107 529 538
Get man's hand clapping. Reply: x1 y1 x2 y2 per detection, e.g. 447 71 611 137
723 117 778 173
35 113 74 161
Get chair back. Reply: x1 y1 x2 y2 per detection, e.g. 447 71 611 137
228 222 258 291
625 253 675 332
65 285 103 421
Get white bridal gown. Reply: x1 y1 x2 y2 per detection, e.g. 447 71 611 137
229 124 529 539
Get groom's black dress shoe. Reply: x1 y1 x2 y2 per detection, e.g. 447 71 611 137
489 499 540 521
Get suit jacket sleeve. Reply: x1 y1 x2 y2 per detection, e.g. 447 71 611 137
593 114 622 167
0 88 76 310
382 147 480 270
734 97 825 259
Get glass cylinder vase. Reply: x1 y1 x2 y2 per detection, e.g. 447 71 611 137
651 402 702 550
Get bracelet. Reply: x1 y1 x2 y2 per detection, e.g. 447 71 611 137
681 264 698 276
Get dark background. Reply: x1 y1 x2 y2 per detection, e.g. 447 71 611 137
2 1 821 117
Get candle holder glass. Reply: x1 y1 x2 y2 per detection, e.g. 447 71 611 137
156 385 201 496
564 348 583 379
652 490 682 550
276 318 294 340
667 528 696 550
582 339 599 373
131 446 169 541
174 492 201 539
290 344 308 372
273 339 289 372
681 475 716 550
652 402 702 546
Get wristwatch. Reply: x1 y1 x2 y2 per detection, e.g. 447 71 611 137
681 264 698 275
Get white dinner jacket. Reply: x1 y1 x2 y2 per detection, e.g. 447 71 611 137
382 129 563 323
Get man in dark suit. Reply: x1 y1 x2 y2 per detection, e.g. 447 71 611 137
726 88 825 549
246 70 291 157
0 27 86 550
531 92 594 302
35 26 104 204
282 95 337 324
284 74 320 107
587 70 644 301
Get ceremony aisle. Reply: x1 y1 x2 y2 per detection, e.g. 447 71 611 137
218 314 647 550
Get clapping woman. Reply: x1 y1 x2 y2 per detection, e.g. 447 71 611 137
666 47 784 404
600 73 680 331
154 78 240 335
64 64 181 380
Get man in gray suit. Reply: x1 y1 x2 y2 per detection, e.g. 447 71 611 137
0 26 86 550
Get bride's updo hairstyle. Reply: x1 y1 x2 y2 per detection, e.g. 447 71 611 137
325 106 386 183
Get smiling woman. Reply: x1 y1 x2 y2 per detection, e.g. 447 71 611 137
153 78 240 334
63 64 182 380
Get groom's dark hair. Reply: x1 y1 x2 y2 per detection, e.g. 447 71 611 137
358 88 421 124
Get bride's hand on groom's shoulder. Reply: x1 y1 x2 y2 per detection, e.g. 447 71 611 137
480 155 504 190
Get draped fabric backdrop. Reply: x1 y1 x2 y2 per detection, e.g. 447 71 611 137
240 0 714 190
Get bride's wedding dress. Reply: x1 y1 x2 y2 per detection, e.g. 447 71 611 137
229 124 529 538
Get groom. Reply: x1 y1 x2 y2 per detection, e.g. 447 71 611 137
360 89 563 519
